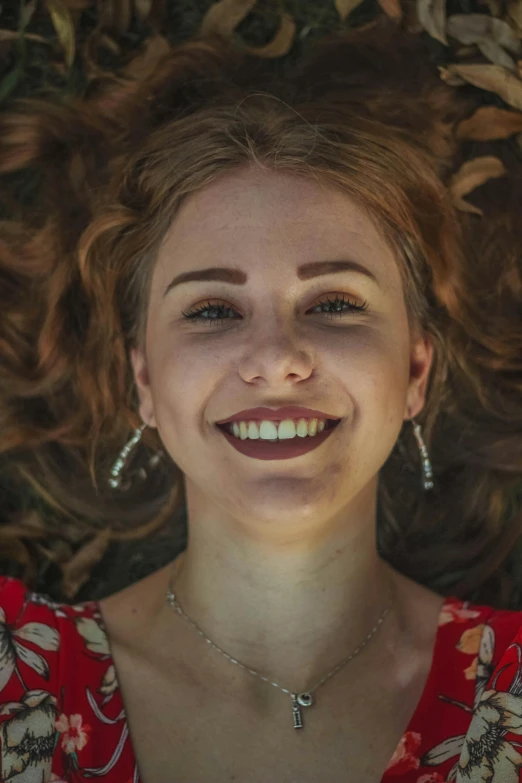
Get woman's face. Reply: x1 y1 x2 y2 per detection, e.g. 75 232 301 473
130 165 433 539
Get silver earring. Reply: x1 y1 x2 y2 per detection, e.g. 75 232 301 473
410 417 434 491
107 419 434 493
108 422 163 490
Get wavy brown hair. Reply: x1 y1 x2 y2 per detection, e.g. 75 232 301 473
1 16 522 605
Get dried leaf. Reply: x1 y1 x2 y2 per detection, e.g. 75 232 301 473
507 0 522 34
335 0 366 20
477 39 517 70
200 0 257 39
43 0 76 69
200 1 295 58
0 30 51 44
61 531 112 599
122 32 171 79
377 0 403 21
447 14 521 54
455 45 478 57
97 32 122 55
416 0 448 46
20 0 39 27
447 14 522 69
242 12 296 58
444 63 522 110
456 105 522 139
438 65 467 85
483 0 503 16
449 155 507 215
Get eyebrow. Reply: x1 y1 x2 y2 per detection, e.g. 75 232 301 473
163 259 379 298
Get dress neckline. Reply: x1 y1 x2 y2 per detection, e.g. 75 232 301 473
95 592 456 783
379 593 454 781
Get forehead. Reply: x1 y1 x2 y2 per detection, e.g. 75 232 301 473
154 167 401 290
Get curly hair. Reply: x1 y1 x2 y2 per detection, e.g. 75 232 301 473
1 16 521 605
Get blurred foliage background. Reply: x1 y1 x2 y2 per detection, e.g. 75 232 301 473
1 0 522 605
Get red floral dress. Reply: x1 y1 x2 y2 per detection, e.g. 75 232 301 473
1 574 522 782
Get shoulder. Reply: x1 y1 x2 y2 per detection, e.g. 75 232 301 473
392 570 522 688
440 592 522 651
423 582 522 674
0 574 107 658
0 576 113 780
419 597 522 779
393 568 522 647
0 575 111 676
441 593 522 691
384 578 522 780
0 574 109 694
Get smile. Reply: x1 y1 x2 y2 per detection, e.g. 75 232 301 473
215 419 342 461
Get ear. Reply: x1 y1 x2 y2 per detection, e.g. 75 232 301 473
130 346 158 429
405 332 434 420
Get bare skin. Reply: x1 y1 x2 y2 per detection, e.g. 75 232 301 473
99 164 440 780
99 559 446 783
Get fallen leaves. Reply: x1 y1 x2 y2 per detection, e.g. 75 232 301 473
417 0 448 45
456 105 522 139
249 13 296 58
507 0 522 34
447 15 521 56
3 0 522 597
447 14 521 70
44 0 77 70
449 155 507 214
442 63 522 110
336 0 402 22
335 0 365 19
200 0 296 58
200 0 257 38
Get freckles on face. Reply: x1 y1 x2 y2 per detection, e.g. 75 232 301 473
145 317 410 461
334 321 411 432
140 168 413 455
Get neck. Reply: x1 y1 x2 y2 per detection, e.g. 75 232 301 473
164 534 400 695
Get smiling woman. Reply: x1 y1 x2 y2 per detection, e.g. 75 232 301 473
0 13 522 783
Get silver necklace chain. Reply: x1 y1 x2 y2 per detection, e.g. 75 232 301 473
165 561 394 729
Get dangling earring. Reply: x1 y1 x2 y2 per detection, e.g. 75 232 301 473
108 422 163 490
107 419 434 493
410 418 434 491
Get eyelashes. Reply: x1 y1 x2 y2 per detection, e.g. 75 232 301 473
181 294 369 328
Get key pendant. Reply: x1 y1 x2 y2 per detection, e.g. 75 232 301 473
291 692 314 729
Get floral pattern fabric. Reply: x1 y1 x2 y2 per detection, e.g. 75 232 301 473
1 575 522 782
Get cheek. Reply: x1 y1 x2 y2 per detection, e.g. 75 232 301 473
341 329 409 386
149 325 410 421
339 332 410 425
147 345 212 426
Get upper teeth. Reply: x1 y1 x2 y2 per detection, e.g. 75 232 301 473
227 418 328 440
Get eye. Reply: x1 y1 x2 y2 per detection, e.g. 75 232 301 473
181 294 369 328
